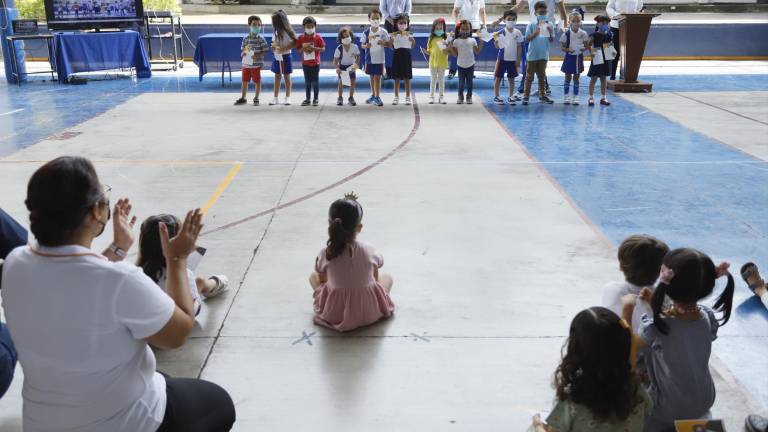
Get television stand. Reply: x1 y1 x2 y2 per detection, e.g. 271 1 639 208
143 11 184 71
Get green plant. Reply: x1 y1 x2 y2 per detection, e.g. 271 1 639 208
17 0 46 20
144 0 180 13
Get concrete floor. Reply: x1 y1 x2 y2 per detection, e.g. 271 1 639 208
0 62 766 431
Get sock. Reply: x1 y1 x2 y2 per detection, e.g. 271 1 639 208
564 79 570 95
573 83 580 95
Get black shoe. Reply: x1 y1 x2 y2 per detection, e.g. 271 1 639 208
348 97 356 106
312 99 319 106
539 96 554 104
253 97 259 106
336 97 344 106
301 99 311 106
447 72 456 80
746 414 768 432
234 98 247 105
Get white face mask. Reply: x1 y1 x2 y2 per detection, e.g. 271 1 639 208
370 19 380 27
341 36 352 45
505 20 516 28
570 22 580 31
305 27 315 35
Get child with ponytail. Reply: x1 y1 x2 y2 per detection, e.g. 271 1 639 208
309 192 395 332
621 248 735 432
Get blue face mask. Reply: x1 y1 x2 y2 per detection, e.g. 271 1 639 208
250 26 261 34
537 14 547 21
435 30 444 37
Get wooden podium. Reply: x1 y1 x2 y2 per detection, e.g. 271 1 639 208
608 13 660 92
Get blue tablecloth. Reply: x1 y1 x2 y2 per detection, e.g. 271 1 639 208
193 33 251 81
54 30 151 83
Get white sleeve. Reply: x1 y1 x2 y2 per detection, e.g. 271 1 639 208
333 47 341 58
606 0 619 17
761 291 768 310
114 264 176 340
559 32 567 43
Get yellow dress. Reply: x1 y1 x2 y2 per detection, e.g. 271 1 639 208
427 37 449 70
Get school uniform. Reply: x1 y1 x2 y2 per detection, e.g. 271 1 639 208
360 27 390 76
334 43 361 78
296 33 325 101
587 30 614 78
559 28 589 75
270 31 295 75
391 32 413 80
494 27 523 79
452 36 478 98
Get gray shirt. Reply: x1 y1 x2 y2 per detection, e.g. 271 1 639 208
639 306 718 429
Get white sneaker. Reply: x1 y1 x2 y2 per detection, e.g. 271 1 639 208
429 96 435 104
283 97 291 106
513 92 522 101
269 97 279 106
439 95 446 104
405 96 412 106
563 94 571 105
202 275 229 299
392 96 399 106
571 94 580 105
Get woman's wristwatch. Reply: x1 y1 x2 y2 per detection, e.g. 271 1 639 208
107 243 127 259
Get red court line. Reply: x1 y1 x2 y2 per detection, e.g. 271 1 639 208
482 103 613 248
201 102 422 236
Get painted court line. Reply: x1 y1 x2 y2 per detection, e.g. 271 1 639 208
201 162 243 214
0 109 24 117
672 91 768 126
201 102 422 236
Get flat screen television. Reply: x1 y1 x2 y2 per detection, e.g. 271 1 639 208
44 0 143 31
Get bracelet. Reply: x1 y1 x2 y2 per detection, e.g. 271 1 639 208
107 243 127 259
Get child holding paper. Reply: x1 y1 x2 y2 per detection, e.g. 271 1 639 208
587 15 615 106
492 10 522 105
389 13 415 106
297 16 326 107
560 8 589 105
420 17 450 104
361 8 390 107
522 1 555 105
450 20 482 105
235 15 269 106
333 27 361 106
269 10 298 106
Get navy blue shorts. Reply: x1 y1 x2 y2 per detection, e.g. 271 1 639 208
270 54 293 75
365 63 384 76
338 64 357 79
494 60 518 79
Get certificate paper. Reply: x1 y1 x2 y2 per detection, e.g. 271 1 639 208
340 70 351 86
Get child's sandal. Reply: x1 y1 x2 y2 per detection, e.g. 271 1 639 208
588 97 595 106
741 262 765 293
600 99 611 106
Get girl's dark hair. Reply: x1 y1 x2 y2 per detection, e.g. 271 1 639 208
25 156 104 246
326 198 363 260
457 19 472 34
272 10 297 42
394 13 409 25
534 1 547 11
337 26 354 42
555 307 641 421
302 16 316 27
651 248 735 335
137 214 181 282
502 9 517 20
428 17 447 45
594 14 611 23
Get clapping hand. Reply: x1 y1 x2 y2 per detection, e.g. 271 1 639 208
159 209 203 262
112 198 137 251
715 261 730 278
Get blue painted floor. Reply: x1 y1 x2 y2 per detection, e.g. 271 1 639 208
1 70 767 408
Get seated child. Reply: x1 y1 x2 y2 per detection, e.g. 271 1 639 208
622 248 735 432
137 214 229 321
532 307 651 432
602 234 669 334
309 193 394 332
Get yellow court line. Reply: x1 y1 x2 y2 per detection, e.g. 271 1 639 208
201 162 242 215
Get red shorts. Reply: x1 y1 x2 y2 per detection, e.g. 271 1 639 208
242 67 261 83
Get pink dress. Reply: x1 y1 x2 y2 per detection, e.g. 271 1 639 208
313 241 395 332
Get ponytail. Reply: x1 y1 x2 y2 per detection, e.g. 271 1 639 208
651 282 670 335
326 218 352 260
712 273 735 327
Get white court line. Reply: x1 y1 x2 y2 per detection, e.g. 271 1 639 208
0 109 24 117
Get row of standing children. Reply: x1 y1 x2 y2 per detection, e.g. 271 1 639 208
531 234 735 432
235 8 616 108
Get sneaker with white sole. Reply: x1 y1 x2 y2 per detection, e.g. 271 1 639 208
429 96 435 104
405 96 412 105
563 94 571 105
365 95 375 104
439 95 446 104
202 275 229 299
392 96 399 105
513 92 522 101
269 97 279 106
507 96 516 106
466 96 473 104
571 95 580 105
493 96 504 105
283 97 291 106
539 95 555 104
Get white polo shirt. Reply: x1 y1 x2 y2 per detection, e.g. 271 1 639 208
1 244 175 432
454 0 486 29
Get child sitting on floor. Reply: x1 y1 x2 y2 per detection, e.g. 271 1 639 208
137 214 229 321
602 234 669 334
309 192 394 332
621 248 735 432
531 307 651 432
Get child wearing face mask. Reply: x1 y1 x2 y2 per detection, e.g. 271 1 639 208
361 8 390 107
560 8 589 105
235 15 269 106
269 10 298 106
449 19 483 105
388 13 416 106
522 1 555 105
297 16 326 107
587 15 615 106
333 26 361 106
420 17 450 104
492 10 522 105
